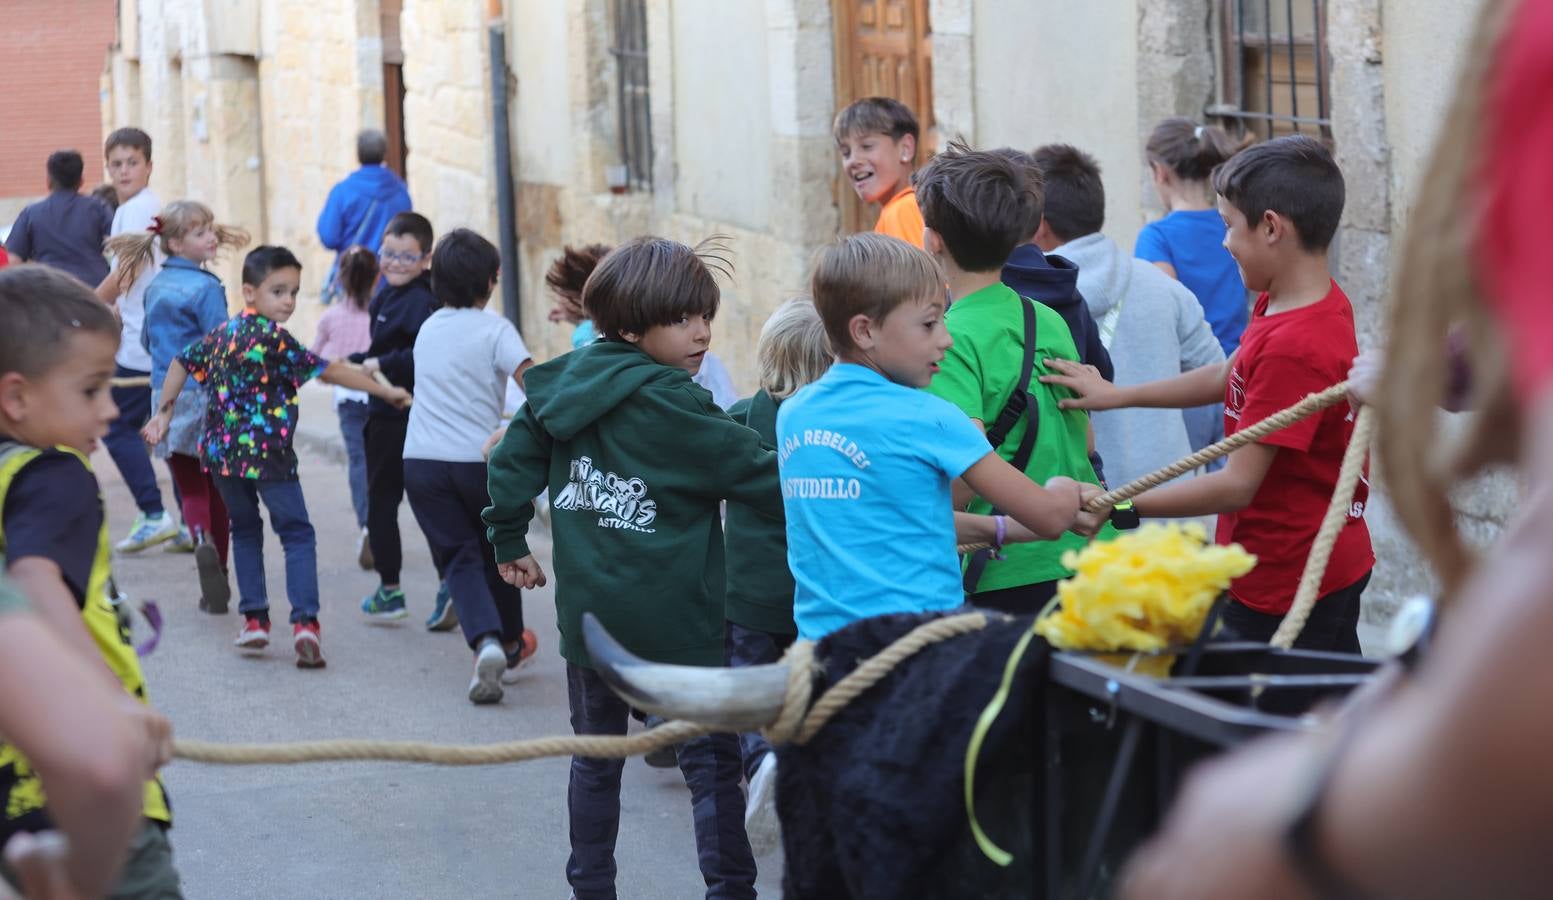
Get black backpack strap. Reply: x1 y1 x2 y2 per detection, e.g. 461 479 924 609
964 297 1039 595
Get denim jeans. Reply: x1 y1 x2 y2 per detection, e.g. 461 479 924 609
724 622 793 782
212 476 320 623
1184 403 1226 473
566 663 756 900
403 458 523 649
337 400 370 528
105 364 166 516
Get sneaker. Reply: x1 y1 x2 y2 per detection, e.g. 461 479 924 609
114 512 179 553
234 615 269 649
468 639 505 704
425 582 458 631
360 586 408 621
356 528 374 571
293 621 326 669
163 525 196 553
500 629 538 684
194 538 231 614
744 752 782 856
642 715 679 769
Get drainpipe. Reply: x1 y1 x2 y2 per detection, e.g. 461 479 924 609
488 0 521 332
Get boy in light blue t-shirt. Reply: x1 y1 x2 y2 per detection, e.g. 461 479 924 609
778 233 1108 640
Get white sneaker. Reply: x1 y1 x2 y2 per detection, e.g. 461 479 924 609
114 511 179 553
744 752 782 856
468 640 505 705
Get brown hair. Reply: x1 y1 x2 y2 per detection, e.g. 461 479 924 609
1211 135 1345 253
583 237 728 340
810 232 943 353
1376 0 1519 597
337 245 379 311
1032 143 1107 241
104 127 152 162
545 243 612 324
103 200 250 293
1145 118 1249 182
833 96 920 147
0 265 120 378
757 297 832 400
915 140 1043 271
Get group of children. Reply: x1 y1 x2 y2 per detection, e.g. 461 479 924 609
0 93 1371 898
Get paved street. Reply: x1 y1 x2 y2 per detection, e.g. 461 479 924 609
97 384 784 899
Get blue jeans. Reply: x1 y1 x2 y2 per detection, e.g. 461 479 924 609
566 663 756 900
105 364 166 516
724 622 793 782
213 476 320 623
1184 403 1226 473
337 400 370 528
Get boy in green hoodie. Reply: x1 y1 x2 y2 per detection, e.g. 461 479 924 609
484 237 770 900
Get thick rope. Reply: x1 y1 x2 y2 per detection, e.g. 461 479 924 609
957 381 1351 554
173 612 991 765
1270 405 1376 648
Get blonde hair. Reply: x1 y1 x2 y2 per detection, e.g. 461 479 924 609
810 232 944 352
103 200 250 292
1376 0 1518 597
757 297 832 400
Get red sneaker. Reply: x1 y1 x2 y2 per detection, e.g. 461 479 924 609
234 615 269 649
501 629 539 684
293 621 326 669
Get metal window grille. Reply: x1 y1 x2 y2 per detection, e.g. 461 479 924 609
1209 0 1332 142
610 0 653 192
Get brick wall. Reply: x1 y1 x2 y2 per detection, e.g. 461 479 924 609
0 0 118 206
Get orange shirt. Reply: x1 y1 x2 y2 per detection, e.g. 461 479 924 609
873 187 925 248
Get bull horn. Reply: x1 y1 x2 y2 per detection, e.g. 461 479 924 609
583 613 791 730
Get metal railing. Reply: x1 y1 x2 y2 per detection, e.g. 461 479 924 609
609 0 653 192
1209 0 1332 141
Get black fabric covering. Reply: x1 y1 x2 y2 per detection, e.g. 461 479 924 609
777 611 1051 899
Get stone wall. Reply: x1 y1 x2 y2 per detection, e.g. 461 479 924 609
505 0 837 394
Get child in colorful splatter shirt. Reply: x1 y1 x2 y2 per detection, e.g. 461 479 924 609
144 246 410 667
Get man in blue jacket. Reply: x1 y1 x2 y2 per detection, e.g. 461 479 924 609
315 129 412 301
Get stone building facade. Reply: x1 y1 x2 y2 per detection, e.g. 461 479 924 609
102 0 1498 618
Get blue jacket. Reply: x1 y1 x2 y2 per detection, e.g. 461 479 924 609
1001 245 1114 382
315 165 413 291
142 256 230 388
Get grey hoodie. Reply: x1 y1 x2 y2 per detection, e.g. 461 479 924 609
1053 232 1225 488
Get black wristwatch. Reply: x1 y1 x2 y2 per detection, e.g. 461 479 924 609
1108 499 1140 530
1283 728 1370 900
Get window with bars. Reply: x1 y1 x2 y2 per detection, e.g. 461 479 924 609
1209 0 1332 142
610 0 653 192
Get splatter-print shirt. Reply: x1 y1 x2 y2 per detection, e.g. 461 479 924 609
178 311 328 480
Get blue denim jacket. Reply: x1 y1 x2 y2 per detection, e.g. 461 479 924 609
142 256 230 388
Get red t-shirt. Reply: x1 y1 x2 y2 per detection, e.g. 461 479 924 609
1479 0 1553 409
1217 282 1374 614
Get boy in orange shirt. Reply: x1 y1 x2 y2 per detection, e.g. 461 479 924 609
834 97 925 247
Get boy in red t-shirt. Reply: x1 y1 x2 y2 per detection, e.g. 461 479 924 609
1046 134 1373 653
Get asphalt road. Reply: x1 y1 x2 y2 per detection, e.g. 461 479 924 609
95 385 784 899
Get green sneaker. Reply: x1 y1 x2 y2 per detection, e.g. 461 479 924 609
360 585 408 621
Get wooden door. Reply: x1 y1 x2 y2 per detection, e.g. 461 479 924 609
832 0 934 233
381 0 409 179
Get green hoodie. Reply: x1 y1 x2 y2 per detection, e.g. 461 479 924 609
723 390 795 636
484 341 780 668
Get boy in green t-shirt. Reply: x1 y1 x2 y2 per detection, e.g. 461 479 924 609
920 142 1116 613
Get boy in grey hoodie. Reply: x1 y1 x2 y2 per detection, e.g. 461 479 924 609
1030 144 1224 489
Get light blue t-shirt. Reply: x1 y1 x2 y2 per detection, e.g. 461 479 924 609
1134 208 1249 353
777 364 992 639
571 319 597 349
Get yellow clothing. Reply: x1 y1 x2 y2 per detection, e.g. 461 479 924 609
0 442 171 832
874 187 926 248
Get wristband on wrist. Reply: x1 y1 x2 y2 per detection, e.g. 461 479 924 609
991 515 1007 560
1284 722 1370 900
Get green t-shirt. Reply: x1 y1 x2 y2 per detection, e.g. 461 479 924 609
926 282 1116 591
